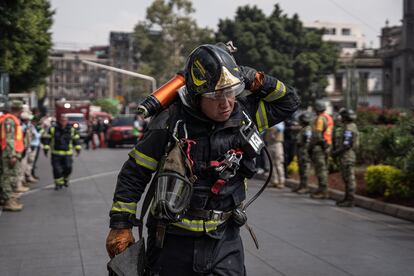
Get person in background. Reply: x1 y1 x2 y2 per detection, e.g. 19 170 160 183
42 115 81 190
309 100 334 199
283 114 301 178
332 109 359 207
29 116 42 180
264 121 285 188
292 112 313 194
0 100 26 211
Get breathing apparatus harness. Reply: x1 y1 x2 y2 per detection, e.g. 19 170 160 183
132 104 274 251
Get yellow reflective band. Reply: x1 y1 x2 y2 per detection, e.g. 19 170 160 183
129 149 158 171
55 177 65 185
42 134 51 138
73 134 80 140
255 100 269 132
52 150 73 155
43 145 50 150
264 80 286 102
172 218 225 232
191 59 207 87
244 178 248 191
111 201 137 214
75 145 81 150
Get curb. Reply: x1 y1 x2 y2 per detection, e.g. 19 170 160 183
285 179 414 223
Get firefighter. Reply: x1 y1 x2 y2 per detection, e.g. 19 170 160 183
105 43 300 275
42 115 81 190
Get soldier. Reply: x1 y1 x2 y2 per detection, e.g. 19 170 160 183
42 115 81 190
0 100 26 211
332 109 359 207
292 112 313 194
309 100 334 199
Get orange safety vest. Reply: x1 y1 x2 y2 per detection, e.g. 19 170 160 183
0 113 24 153
314 112 334 145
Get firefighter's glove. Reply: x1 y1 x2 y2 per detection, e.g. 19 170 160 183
240 66 264 92
106 228 135 258
43 149 48 157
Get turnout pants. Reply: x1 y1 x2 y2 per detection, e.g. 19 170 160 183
51 154 73 187
146 223 245 276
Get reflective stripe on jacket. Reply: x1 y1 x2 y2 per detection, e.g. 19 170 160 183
0 114 24 153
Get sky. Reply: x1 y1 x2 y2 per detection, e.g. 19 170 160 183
50 0 403 50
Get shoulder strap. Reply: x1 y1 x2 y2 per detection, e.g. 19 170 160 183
136 103 183 238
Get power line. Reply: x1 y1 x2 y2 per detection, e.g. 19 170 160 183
327 0 379 33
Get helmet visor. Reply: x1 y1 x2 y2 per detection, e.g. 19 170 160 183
201 82 245 100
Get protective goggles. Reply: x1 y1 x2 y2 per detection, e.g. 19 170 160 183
201 82 245 100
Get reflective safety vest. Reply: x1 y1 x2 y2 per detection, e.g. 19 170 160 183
0 114 24 153
314 112 334 145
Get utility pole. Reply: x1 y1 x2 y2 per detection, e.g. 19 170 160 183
81 60 157 96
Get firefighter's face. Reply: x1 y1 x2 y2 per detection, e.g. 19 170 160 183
200 93 235 122
59 117 68 127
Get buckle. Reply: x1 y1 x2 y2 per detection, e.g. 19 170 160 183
210 210 223 220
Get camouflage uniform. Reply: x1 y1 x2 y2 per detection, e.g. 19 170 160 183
295 124 312 192
0 116 22 206
333 114 359 206
310 104 334 199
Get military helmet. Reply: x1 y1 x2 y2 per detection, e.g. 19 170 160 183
184 44 245 101
314 100 326 112
299 111 312 125
339 109 357 121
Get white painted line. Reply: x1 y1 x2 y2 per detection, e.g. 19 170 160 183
21 170 119 197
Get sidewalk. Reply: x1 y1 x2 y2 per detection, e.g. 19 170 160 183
285 178 414 223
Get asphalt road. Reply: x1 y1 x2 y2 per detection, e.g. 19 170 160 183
1 148 414 276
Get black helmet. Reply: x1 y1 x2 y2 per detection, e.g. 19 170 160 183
299 112 312 125
339 109 357 121
184 44 245 101
314 100 326 112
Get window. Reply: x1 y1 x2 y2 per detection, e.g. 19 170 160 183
334 73 343 93
324 28 336 35
342 28 351 36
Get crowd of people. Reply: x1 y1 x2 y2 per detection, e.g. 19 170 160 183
256 99 359 208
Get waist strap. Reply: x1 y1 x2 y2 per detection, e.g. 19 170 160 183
186 209 233 221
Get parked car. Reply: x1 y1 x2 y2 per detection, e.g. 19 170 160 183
63 113 88 139
106 115 137 147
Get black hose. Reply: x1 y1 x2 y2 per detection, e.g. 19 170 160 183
243 146 273 211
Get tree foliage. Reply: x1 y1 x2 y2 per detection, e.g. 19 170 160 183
131 0 213 94
93 98 119 115
0 0 54 93
215 4 337 107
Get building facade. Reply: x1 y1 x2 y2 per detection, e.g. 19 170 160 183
46 47 110 109
380 0 414 110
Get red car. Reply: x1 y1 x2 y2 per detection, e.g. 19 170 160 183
107 115 138 147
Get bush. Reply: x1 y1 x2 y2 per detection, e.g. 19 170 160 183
365 165 402 196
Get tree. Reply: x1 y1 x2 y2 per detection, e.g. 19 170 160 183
93 98 119 115
0 0 54 93
131 0 213 96
215 4 337 107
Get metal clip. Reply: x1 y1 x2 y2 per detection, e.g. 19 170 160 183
210 210 223 221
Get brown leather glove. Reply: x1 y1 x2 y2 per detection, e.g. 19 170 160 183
106 228 135 258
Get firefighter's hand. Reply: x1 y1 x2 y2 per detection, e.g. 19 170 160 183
8 156 17 168
106 228 135 258
76 149 81 156
43 149 48 157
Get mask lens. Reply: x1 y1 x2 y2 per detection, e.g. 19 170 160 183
155 172 192 214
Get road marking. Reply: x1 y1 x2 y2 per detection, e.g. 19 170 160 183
21 170 119 196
